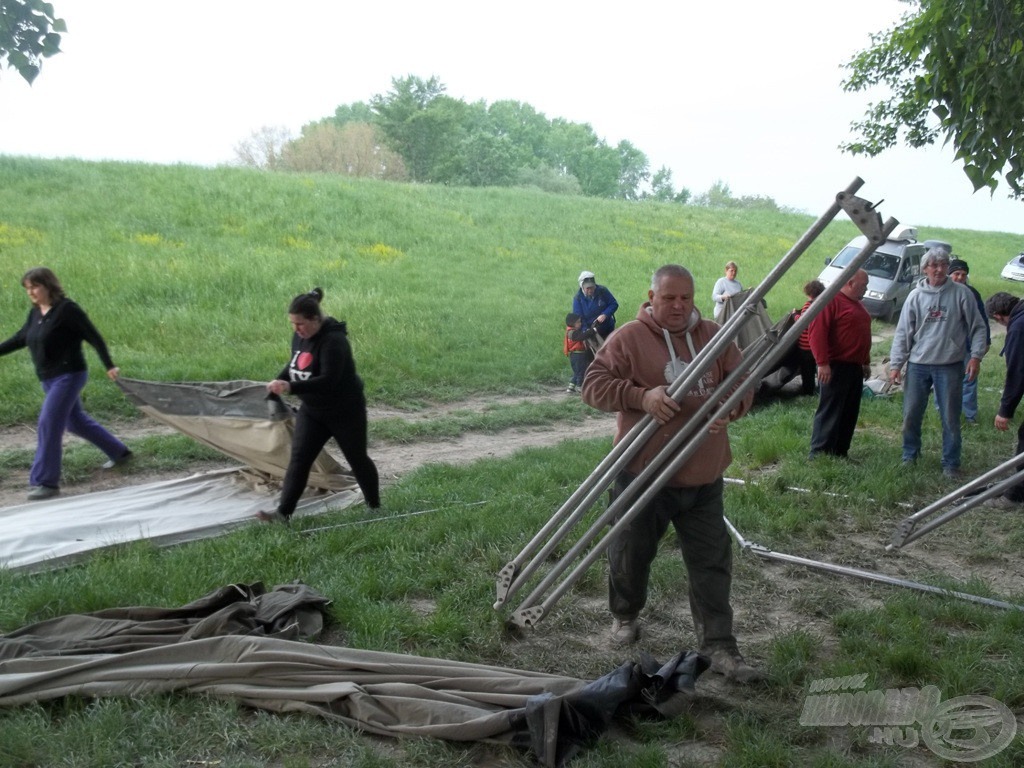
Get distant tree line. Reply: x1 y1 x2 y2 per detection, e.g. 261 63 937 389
233 75 793 210
235 75 693 203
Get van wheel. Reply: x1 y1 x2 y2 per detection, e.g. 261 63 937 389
883 301 898 322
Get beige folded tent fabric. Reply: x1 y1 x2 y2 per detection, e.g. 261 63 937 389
0 583 707 767
117 378 356 491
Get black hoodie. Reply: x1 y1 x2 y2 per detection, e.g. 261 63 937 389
276 317 365 412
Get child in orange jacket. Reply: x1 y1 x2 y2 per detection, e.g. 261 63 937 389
564 312 597 393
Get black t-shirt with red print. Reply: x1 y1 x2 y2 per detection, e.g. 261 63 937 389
276 317 365 412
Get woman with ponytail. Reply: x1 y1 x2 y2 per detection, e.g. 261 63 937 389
257 288 380 522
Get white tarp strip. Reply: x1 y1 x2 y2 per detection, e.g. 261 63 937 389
0 469 360 573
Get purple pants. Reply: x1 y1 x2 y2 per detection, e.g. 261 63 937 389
31 371 127 488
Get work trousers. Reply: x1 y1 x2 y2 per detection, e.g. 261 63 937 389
808 361 863 458
1006 421 1024 503
607 473 736 652
33 371 127 488
278 403 380 517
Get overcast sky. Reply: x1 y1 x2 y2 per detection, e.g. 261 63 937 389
1 0 1022 236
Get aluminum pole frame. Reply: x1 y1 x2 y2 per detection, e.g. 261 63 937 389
505 196 898 627
887 452 1024 550
725 517 1024 612
499 182 898 628
493 177 874 612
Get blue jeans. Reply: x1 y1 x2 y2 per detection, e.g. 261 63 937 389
902 362 964 470
33 371 128 488
960 352 979 421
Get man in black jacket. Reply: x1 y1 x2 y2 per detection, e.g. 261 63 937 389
984 292 1024 507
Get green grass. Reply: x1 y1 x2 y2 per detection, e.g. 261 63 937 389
2 156 1020 424
2 157 1023 767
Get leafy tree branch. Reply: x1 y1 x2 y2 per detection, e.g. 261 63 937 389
0 0 65 84
842 0 1024 198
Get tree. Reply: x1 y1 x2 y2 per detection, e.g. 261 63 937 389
616 140 650 201
233 125 292 170
646 166 690 204
841 0 1024 197
330 101 375 127
0 0 65 83
282 122 407 180
543 119 620 198
370 75 456 182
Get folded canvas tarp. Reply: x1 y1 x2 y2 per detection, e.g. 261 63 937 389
117 378 355 491
721 290 800 391
0 582 708 767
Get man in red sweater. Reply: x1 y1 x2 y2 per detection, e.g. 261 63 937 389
807 269 872 458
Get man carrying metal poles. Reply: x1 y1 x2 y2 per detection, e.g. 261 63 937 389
581 264 760 683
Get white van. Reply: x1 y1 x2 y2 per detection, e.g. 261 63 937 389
817 226 943 322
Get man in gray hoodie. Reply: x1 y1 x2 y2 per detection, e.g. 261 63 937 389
888 246 989 477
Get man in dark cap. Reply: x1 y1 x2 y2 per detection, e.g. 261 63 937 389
949 258 991 424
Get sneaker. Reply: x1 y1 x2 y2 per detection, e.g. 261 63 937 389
27 485 60 501
565 383 577 393
254 509 290 525
101 449 133 470
707 648 764 683
609 618 639 646
942 467 962 480
966 418 978 426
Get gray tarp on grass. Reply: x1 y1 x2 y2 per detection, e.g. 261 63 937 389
0 470 359 573
117 377 355 491
0 583 707 767
1 377 362 573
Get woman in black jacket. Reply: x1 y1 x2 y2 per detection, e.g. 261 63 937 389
256 288 380 523
0 267 131 500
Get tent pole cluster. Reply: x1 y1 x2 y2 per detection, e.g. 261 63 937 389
494 178 900 629
887 453 1024 550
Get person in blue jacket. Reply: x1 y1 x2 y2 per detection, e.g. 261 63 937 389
256 287 380 523
573 271 618 341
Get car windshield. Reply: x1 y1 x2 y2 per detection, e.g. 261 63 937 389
831 247 899 280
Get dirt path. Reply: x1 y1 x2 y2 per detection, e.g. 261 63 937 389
0 390 615 508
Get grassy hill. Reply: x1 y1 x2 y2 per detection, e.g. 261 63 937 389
2 156 1020 424
2 157 1023 768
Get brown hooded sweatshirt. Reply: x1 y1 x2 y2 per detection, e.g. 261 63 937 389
581 302 752 487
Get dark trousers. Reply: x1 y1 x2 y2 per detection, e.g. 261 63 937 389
278 404 380 517
32 371 128 488
607 473 736 652
809 361 863 457
569 350 593 386
1007 421 1024 503
796 349 817 395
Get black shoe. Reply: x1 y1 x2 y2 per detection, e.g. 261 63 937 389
254 509 290 525
102 449 133 470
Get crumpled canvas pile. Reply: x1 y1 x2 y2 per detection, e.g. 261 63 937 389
0 582 707 767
